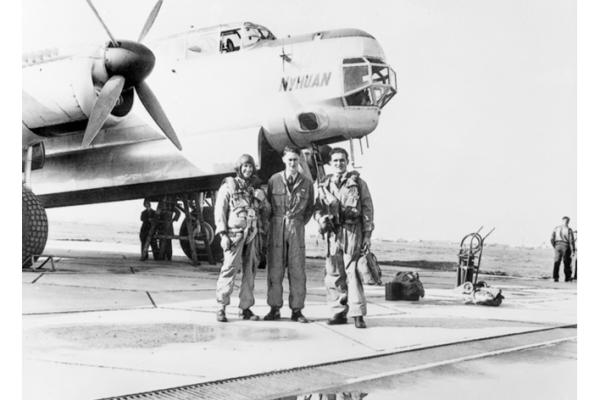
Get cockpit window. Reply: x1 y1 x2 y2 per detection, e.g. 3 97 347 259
222 25 276 53
343 65 370 93
221 29 242 53
342 57 397 108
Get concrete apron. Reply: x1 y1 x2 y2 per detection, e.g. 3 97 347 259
23 241 577 400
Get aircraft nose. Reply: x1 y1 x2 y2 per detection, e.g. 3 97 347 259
341 57 397 109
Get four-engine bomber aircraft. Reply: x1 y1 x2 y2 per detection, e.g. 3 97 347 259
22 0 396 265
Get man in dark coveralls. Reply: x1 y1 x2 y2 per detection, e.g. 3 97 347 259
550 216 576 282
264 146 314 323
139 200 159 261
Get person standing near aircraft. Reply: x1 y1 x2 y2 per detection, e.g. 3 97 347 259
550 216 576 282
573 231 579 281
264 146 314 323
214 154 271 322
139 200 159 261
158 201 181 260
313 148 374 329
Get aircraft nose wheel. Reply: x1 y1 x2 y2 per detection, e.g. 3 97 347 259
22 185 48 268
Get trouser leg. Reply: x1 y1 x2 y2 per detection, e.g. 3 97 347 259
553 247 563 280
345 252 367 317
216 239 244 306
288 237 307 311
325 250 349 317
267 243 285 309
139 233 146 257
239 242 259 310
563 248 572 280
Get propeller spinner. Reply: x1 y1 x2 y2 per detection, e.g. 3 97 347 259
82 0 181 150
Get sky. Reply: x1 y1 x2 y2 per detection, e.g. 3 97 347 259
19 0 581 247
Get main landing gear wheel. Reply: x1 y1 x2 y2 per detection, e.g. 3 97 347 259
179 207 224 263
22 185 48 268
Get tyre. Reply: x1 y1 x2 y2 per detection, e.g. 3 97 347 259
22 185 48 267
179 207 223 263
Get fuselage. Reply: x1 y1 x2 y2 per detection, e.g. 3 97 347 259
22 22 396 207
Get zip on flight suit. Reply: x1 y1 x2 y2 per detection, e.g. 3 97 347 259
266 171 314 311
215 177 271 310
314 171 374 318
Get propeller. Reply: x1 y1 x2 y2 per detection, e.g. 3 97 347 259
82 0 182 150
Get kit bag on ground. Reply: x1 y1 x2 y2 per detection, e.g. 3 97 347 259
385 271 425 301
460 281 504 306
355 249 383 285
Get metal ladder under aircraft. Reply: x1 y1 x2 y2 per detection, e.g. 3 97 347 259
141 194 215 265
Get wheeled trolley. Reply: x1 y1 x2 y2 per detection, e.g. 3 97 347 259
456 227 495 287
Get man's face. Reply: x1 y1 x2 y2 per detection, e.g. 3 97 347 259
144 202 151 210
240 163 254 179
331 152 348 175
283 152 299 174
563 218 570 226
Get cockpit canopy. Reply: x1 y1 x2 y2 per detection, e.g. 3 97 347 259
342 57 396 108
182 22 275 60
220 23 276 53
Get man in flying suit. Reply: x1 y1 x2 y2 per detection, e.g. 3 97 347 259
264 146 314 323
313 147 374 329
550 216 576 282
214 154 271 322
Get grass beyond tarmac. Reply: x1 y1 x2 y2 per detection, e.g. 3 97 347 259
49 220 556 280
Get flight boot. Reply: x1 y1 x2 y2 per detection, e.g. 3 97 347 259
240 308 260 321
326 312 348 325
291 310 308 323
263 308 281 321
217 308 227 323
354 316 366 329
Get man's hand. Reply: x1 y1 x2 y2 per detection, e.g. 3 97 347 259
254 188 266 203
220 234 231 251
362 236 371 250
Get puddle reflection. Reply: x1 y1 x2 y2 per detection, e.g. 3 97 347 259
276 393 368 400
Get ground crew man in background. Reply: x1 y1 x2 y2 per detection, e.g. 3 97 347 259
157 201 181 260
264 146 314 323
550 216 576 282
313 148 374 329
214 154 271 322
139 200 159 261
573 231 579 281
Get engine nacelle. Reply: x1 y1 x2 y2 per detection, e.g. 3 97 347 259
22 48 133 138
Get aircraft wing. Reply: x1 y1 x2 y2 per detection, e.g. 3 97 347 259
32 123 263 207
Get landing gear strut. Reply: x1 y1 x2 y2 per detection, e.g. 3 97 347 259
141 191 222 265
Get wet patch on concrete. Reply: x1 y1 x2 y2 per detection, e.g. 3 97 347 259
25 323 304 350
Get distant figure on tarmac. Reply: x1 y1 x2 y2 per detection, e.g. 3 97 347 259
550 216 576 282
573 231 579 281
139 200 159 261
214 154 271 322
573 230 577 280
264 146 314 323
313 147 374 329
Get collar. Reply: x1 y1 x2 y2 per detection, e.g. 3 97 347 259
285 171 299 181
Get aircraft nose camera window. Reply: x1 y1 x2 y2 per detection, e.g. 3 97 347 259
343 57 397 108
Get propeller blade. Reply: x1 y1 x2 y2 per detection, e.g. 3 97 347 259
82 75 125 148
135 81 182 150
85 0 119 47
138 0 164 42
